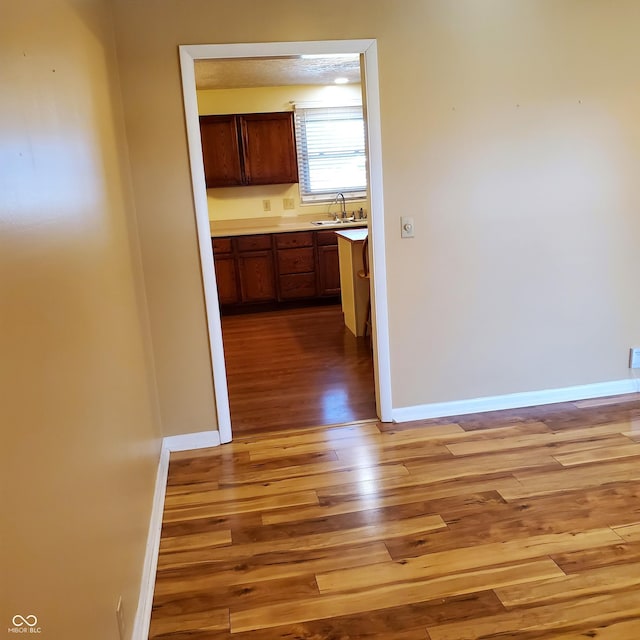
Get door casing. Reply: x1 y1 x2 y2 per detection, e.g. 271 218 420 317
178 39 392 443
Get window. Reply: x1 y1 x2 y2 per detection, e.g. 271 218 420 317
294 105 367 203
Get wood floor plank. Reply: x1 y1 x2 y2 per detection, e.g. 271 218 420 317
226 591 502 640
153 574 320 617
216 455 419 487
426 590 640 640
162 490 319 522
158 529 232 554
445 423 633 456
229 559 563 633
386 482 640 560
494 560 640 607
316 528 620 595
158 513 447 570
163 463 409 508
153 542 392 596
235 422 382 452
336 441 453 466
381 421 550 447
237 491 502 547
148 607 229 638
541 618 640 640
404 448 561 483
552 441 640 466
498 458 640 499
262 476 521 526
551 541 640 573
613 522 640 542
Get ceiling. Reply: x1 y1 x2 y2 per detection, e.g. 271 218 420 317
194 55 361 90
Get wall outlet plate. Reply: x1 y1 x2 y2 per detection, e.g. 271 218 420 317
262 199 271 212
283 198 295 210
629 348 640 368
401 216 415 238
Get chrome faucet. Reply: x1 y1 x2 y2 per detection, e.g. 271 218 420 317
337 192 347 218
330 192 348 221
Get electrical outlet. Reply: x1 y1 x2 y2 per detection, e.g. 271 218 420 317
283 198 295 210
262 199 271 212
116 596 125 640
629 348 640 368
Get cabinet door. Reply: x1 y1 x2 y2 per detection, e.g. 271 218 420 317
200 115 243 187
240 113 298 185
214 255 240 305
317 244 341 297
238 251 277 303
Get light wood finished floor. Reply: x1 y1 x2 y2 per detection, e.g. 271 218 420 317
220 305 376 436
150 394 640 639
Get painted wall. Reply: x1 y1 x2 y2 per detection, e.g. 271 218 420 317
0 1 161 638
199 84 367 222
111 0 640 419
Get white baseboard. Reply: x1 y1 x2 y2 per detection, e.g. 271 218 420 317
162 429 221 452
131 429 221 639
131 444 170 640
391 378 640 423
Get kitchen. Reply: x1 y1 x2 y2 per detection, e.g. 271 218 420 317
196 54 376 434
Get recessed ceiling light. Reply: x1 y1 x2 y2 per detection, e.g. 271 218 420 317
334 77 349 84
300 54 358 60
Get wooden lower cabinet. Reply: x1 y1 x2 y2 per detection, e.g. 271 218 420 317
238 251 277 302
212 228 344 311
317 244 341 297
213 255 240 305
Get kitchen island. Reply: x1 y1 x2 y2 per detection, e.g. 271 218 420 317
335 228 369 337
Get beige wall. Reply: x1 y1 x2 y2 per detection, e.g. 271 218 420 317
0 1 161 638
112 0 640 418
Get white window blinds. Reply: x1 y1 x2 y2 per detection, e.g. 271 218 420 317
293 105 367 202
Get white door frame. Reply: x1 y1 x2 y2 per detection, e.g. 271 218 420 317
178 39 392 443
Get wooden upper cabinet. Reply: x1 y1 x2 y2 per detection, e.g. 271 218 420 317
240 113 298 185
200 112 298 188
199 115 243 187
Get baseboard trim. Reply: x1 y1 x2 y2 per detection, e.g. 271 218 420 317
391 378 640 423
162 429 221 452
132 429 221 639
131 444 170 640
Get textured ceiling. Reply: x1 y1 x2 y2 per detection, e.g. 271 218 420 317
194 55 361 89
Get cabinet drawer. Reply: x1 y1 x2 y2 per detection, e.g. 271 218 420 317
212 237 233 254
237 234 272 252
315 230 338 246
277 247 315 275
279 273 317 299
275 231 313 249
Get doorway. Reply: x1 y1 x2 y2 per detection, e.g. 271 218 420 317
179 40 392 443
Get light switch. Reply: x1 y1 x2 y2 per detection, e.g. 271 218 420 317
401 216 415 238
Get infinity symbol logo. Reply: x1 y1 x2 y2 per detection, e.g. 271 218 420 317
12 615 38 627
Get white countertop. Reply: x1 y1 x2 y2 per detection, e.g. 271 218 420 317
210 215 367 237
335 228 368 243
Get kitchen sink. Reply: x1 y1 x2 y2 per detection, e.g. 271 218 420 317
311 218 364 226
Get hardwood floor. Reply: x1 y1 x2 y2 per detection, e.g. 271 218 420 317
150 394 640 639
220 304 377 436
